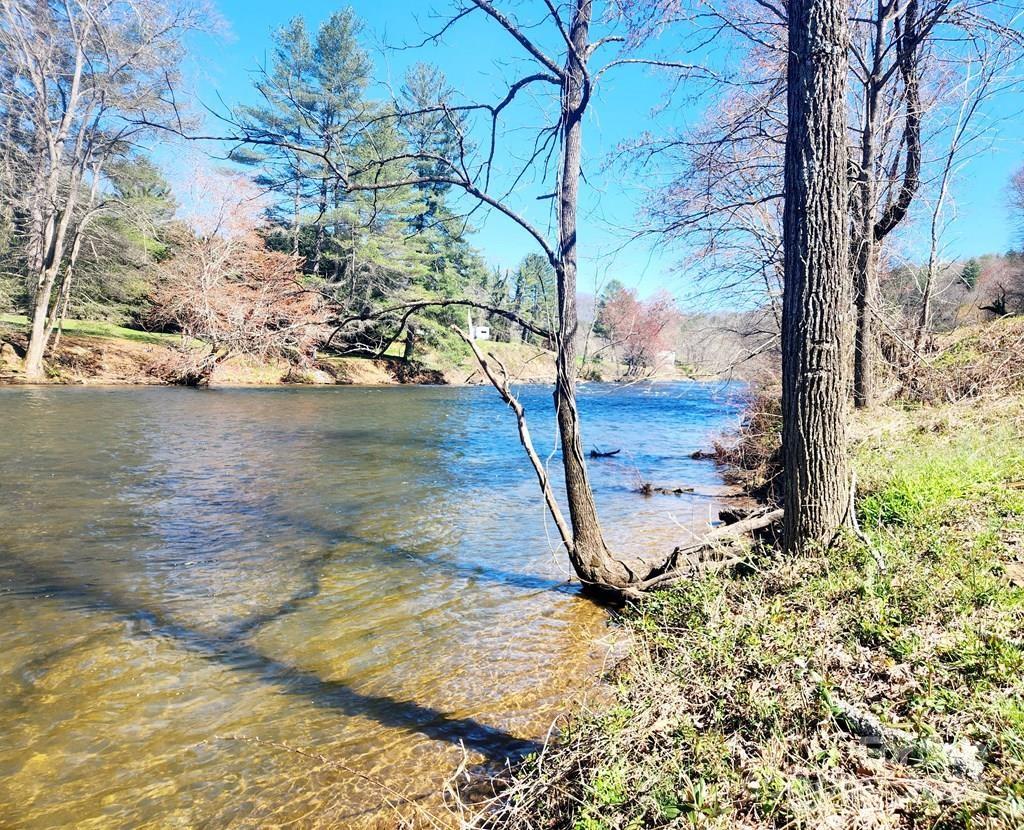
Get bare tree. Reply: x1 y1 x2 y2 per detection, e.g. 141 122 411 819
0 0 207 381
328 0 713 592
912 47 1012 351
782 0 853 551
148 174 328 386
1011 165 1024 249
623 13 788 323
628 0 1022 408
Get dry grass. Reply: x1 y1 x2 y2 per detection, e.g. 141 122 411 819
900 317 1024 405
712 389 782 503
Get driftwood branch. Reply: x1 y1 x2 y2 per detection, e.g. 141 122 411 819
630 507 784 593
452 325 574 554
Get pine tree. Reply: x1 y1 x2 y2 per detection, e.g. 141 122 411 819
234 11 371 275
960 258 981 290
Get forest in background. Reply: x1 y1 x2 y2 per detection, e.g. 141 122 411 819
4 1 1020 390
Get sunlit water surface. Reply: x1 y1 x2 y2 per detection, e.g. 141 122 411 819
0 382 744 828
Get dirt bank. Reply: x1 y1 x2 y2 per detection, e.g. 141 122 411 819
0 319 564 387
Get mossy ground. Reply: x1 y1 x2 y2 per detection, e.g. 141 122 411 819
475 394 1024 829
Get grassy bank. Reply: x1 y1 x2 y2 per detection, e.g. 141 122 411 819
0 313 182 345
471 389 1024 828
0 314 560 386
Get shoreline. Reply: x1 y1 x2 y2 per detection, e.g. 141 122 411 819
0 374 713 389
0 377 741 829
452 346 1024 828
0 326 710 389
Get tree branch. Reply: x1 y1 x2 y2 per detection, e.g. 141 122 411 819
452 324 574 554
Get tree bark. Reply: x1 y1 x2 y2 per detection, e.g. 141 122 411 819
24 272 56 381
853 239 879 408
852 40 881 410
312 178 328 276
24 197 78 381
853 0 924 407
403 321 418 362
781 0 853 553
553 1 636 590
292 172 302 257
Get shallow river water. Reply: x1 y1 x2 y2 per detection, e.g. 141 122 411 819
0 381 744 828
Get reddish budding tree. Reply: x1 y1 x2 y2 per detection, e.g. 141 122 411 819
148 174 328 385
149 231 327 385
597 287 680 377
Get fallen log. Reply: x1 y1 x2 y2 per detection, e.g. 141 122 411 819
719 506 755 525
636 483 696 496
652 486 695 496
589 448 621 458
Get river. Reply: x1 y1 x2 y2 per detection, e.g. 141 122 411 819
0 381 744 828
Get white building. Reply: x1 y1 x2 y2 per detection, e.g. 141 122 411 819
655 350 677 371
467 310 490 341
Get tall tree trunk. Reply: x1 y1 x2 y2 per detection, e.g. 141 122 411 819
24 270 56 381
855 0 923 405
331 181 344 284
312 177 328 276
554 1 635 590
851 0 885 410
853 90 879 410
292 173 301 257
403 321 418 362
853 238 879 408
781 0 853 553
24 200 77 381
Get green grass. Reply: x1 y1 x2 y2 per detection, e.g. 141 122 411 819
0 313 179 346
481 397 1024 829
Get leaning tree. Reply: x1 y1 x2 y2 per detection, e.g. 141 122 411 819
329 0 726 593
178 0 790 595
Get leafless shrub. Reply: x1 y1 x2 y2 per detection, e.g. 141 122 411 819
713 388 782 502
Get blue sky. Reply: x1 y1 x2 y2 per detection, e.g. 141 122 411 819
169 0 1024 306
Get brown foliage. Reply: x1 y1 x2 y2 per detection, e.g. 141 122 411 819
899 317 1024 404
147 230 329 384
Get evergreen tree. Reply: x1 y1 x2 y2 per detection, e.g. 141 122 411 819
593 278 627 338
234 11 371 275
960 258 981 290
71 156 178 323
509 254 556 345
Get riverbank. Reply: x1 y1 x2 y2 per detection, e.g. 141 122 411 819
0 380 743 829
0 314 565 386
455 320 1024 829
0 314 702 388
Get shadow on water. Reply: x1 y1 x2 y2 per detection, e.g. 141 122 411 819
0 550 541 763
218 507 579 644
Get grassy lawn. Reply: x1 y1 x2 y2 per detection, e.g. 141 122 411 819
484 395 1024 829
0 313 180 346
